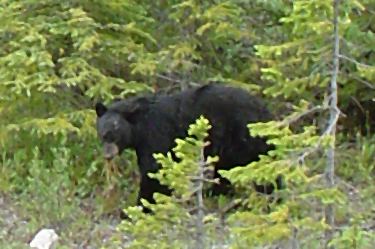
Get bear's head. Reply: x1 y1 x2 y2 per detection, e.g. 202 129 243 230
95 102 134 160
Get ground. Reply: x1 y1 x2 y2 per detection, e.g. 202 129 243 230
0 193 123 249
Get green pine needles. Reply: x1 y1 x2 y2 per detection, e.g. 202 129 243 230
117 116 223 249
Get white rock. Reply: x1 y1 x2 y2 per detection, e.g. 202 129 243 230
29 229 58 249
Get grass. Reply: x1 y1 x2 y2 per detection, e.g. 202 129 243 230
0 135 374 248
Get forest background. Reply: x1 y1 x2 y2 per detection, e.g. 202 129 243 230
0 0 374 248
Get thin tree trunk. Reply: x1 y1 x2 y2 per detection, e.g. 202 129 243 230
290 227 299 249
325 0 340 248
195 147 205 249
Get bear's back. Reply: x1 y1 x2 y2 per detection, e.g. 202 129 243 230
176 84 272 127
175 85 273 168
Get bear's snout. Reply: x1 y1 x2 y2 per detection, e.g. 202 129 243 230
103 143 119 160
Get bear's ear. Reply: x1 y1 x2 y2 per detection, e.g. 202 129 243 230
95 102 107 117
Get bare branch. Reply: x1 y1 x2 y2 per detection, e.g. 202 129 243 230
338 54 372 68
325 1 341 248
297 106 341 165
190 176 219 184
297 146 320 165
351 75 375 90
323 106 340 136
350 96 365 114
340 70 375 89
281 105 326 126
219 199 242 217
156 73 201 87
334 176 360 194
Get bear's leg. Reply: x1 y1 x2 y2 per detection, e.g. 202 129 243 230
210 175 233 196
137 175 171 212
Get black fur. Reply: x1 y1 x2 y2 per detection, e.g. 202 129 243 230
95 84 275 207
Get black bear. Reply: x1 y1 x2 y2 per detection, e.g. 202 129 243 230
95 84 275 208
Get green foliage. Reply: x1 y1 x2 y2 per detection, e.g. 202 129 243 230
116 117 224 249
0 0 374 247
222 0 375 247
256 0 375 108
151 117 218 197
0 144 123 248
219 114 342 247
0 1 149 242
331 134 375 249
329 219 375 249
0 0 155 100
227 205 319 248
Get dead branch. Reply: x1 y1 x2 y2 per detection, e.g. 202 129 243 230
339 54 372 68
325 1 341 248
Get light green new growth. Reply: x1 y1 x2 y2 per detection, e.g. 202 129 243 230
118 116 222 249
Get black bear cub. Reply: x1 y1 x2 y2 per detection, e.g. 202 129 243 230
95 84 276 209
